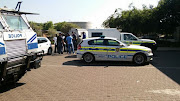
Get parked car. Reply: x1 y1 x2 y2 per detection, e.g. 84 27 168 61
77 36 153 65
37 37 52 55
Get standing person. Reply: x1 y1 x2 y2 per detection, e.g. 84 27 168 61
66 34 74 54
64 34 68 53
62 34 66 52
72 32 77 50
57 33 64 54
77 35 82 45
82 32 86 39
53 34 58 53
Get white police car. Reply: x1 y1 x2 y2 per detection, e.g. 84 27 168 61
77 36 153 65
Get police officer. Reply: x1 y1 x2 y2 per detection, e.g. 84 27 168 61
72 32 77 50
57 33 64 54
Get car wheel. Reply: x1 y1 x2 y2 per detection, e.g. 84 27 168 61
83 53 94 63
133 54 146 65
47 48 52 55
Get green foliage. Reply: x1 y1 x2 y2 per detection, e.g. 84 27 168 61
155 0 180 34
48 28 57 37
54 22 80 34
29 21 43 36
103 0 180 35
29 21 80 37
43 21 54 30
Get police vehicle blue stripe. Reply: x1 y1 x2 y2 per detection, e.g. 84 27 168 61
108 49 115 51
0 42 5 46
27 34 36 43
0 47 6 55
81 48 145 52
28 43 38 50
80 48 116 51
30 36 37 42
120 49 142 52
127 50 142 51
120 49 127 51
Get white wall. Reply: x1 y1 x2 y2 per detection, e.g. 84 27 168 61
88 28 121 40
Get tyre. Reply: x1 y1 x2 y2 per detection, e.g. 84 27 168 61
47 48 52 55
133 54 146 65
83 53 94 63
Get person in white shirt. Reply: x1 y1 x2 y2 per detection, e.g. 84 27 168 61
53 34 58 53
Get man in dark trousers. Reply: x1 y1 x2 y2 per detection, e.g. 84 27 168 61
72 32 77 50
63 34 68 53
57 33 64 54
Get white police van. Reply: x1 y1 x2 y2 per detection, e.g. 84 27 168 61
77 36 153 65
0 5 42 86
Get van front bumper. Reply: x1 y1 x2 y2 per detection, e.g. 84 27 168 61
147 56 153 62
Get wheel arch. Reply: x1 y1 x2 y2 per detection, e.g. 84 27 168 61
133 52 147 62
82 52 95 60
47 47 52 55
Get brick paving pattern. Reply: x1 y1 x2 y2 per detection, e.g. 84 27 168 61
0 53 180 101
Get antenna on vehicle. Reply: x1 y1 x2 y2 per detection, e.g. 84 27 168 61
15 1 23 11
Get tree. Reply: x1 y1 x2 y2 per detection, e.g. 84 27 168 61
155 0 180 34
48 28 57 37
43 21 54 30
103 7 155 35
29 21 43 36
103 0 180 36
54 22 80 34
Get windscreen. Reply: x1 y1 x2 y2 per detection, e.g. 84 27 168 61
2 15 29 30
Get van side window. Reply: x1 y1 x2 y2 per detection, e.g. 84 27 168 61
92 32 102 37
124 34 137 40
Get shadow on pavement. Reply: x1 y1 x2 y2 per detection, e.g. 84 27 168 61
63 60 146 67
0 83 25 93
65 55 77 58
151 51 180 84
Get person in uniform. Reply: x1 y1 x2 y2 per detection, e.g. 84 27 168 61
57 33 64 54
72 32 77 50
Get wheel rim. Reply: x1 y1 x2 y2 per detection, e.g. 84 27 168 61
134 55 144 64
84 54 93 63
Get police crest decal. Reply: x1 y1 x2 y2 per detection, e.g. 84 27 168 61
116 48 120 52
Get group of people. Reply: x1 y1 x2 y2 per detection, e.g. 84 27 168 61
53 32 82 55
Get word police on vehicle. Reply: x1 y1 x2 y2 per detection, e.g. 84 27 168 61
77 36 153 65
0 2 42 87
8 33 22 38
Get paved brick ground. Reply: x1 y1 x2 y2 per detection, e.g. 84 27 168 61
0 53 180 101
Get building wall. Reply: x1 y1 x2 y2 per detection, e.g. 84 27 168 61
69 22 92 29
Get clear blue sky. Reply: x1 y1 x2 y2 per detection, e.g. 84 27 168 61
0 0 159 28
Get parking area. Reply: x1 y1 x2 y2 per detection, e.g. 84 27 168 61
0 51 180 101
